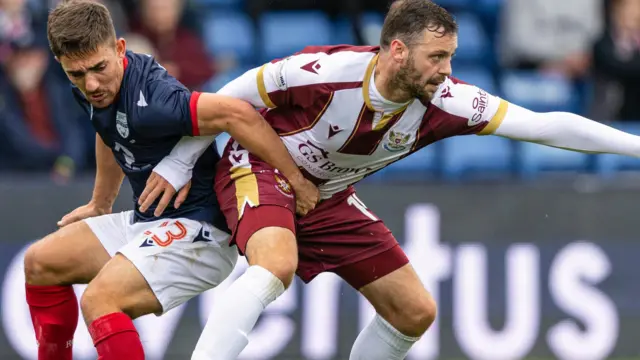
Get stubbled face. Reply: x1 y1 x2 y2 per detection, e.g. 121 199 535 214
58 38 126 108
390 28 457 101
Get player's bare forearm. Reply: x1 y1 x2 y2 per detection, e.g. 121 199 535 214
91 134 125 210
492 103 640 156
196 93 305 183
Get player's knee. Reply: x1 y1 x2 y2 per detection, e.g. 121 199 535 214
264 257 297 289
396 295 437 337
24 240 57 285
80 282 115 321
245 227 298 288
248 252 297 288
81 273 161 321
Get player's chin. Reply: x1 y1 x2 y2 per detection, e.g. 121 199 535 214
90 95 112 108
421 89 435 101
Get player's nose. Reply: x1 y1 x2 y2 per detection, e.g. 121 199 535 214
85 75 100 93
440 59 452 77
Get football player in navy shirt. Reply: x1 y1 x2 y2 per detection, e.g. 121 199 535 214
22 2 319 360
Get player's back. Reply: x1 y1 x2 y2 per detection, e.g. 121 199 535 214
73 51 226 228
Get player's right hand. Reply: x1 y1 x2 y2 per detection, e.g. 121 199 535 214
57 203 110 228
139 172 192 217
290 177 320 216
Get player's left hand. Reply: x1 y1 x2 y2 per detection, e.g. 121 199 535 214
138 172 192 217
289 177 320 216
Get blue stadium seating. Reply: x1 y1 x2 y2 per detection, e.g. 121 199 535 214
203 11 255 65
332 17 357 45
517 142 590 179
441 135 513 180
330 12 384 47
452 66 497 94
453 13 489 65
476 0 504 14
595 123 640 177
192 0 243 8
361 12 384 26
433 0 471 8
360 12 384 45
202 66 250 92
500 71 580 113
259 11 332 62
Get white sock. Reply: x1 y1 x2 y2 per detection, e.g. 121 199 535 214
350 314 421 360
191 265 285 360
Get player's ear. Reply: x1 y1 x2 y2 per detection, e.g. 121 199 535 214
389 39 408 64
115 38 126 58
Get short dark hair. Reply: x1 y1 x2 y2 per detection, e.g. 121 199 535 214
380 0 458 49
47 0 116 58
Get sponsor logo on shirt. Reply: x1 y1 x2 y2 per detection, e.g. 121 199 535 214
296 140 375 178
469 89 488 126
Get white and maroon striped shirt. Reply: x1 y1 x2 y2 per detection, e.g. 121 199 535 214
220 45 508 198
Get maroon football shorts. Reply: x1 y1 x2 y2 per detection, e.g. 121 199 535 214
214 141 409 289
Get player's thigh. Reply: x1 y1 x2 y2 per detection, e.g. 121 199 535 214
295 189 402 285
297 189 435 335
238 205 297 286
215 142 298 284
23 216 119 286
114 218 238 316
81 253 160 322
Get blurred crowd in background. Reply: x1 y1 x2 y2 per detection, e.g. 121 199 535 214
0 0 639 183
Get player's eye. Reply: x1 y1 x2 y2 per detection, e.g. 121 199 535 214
95 65 106 72
430 54 446 62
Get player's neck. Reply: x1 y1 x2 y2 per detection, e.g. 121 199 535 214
114 62 125 99
374 54 413 104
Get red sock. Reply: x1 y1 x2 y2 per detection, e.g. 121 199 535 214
88 312 145 360
25 284 78 360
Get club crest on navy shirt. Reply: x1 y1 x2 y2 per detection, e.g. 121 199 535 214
116 111 129 139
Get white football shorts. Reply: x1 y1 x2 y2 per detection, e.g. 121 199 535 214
84 210 237 314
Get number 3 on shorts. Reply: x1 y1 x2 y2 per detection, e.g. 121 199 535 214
347 194 378 221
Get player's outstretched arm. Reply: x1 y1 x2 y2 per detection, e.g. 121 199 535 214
486 102 640 156
58 135 125 227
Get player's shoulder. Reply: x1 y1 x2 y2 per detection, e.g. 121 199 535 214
430 76 503 125
123 52 191 130
270 45 379 89
125 51 187 94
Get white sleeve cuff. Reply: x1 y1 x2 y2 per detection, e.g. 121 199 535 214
153 157 193 191
152 136 216 190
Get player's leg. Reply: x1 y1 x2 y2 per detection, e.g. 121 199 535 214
81 218 237 360
23 215 122 360
192 147 297 360
296 189 434 360
80 254 154 360
348 260 436 359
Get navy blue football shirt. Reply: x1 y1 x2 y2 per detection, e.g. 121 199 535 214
72 51 227 230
